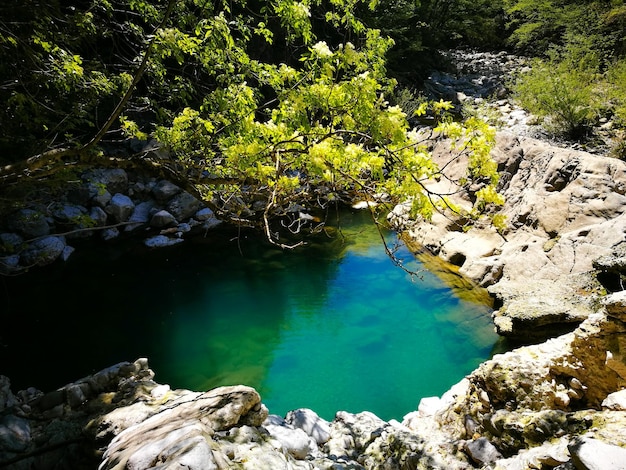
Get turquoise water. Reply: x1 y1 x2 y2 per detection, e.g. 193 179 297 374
1 210 499 422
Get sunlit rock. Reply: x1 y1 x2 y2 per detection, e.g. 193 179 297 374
263 415 314 459
569 437 626 470
602 389 626 411
464 437 502 466
402 130 626 339
285 408 331 446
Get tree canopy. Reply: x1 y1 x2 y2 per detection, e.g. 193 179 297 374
0 0 504 248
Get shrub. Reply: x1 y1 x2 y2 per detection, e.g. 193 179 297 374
511 56 600 138
606 59 626 127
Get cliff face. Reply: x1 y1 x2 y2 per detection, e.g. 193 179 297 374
2 131 626 469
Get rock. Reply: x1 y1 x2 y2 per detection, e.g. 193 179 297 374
84 168 129 195
202 217 222 230
194 207 215 221
0 254 22 275
90 184 112 207
50 204 93 239
124 200 155 232
417 396 443 417
0 232 24 254
263 416 314 459
19 236 66 267
285 408 331 445
602 389 626 410
493 439 570 469
144 234 184 248
105 193 135 223
102 227 120 241
603 291 626 321
0 377 18 410
60 245 74 261
7 208 50 238
569 437 626 470
426 305 626 465
150 209 178 228
402 130 626 339
98 385 269 470
124 424 219 470
151 180 182 202
50 203 87 224
489 277 596 339
166 191 203 221
465 437 502 466
89 206 108 227
0 415 30 452
65 384 87 408
593 246 626 273
325 410 387 457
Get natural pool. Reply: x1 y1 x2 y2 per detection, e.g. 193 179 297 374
1 209 502 422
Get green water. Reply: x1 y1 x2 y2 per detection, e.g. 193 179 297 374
1 210 499 422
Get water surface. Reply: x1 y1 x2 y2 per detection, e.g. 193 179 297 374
1 210 500 421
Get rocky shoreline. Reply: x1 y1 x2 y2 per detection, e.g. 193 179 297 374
392 130 626 342
2 50 626 468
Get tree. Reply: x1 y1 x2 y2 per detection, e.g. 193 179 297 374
0 0 503 249
503 0 626 63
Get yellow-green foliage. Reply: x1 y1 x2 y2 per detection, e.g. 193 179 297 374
607 59 626 127
0 0 505 238
154 33 503 227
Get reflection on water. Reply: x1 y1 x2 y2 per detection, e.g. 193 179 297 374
0 210 500 421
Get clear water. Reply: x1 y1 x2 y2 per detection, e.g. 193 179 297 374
0 210 500 422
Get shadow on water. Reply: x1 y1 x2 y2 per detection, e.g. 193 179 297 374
0 209 504 421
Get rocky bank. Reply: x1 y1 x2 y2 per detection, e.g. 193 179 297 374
392 130 626 342
3 50 626 469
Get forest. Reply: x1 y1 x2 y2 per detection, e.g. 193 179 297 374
1 0 625 248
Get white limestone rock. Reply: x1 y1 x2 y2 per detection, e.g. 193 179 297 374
602 389 626 411
285 408 331 445
569 437 626 470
